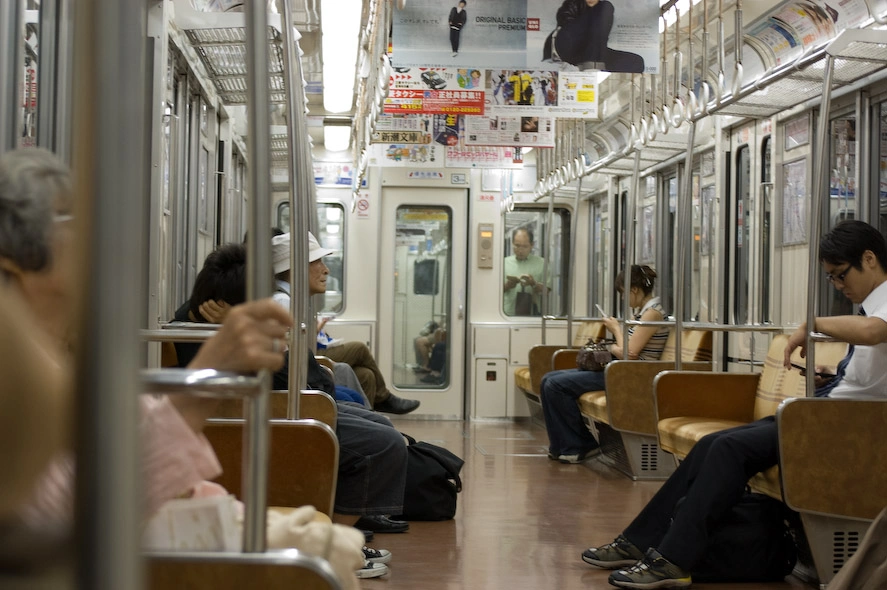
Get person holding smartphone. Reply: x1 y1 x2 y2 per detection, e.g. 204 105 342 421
541 265 668 464
503 227 548 316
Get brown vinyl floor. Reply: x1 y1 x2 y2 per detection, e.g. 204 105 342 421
368 418 811 590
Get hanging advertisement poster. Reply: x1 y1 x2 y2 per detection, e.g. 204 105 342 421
527 0 659 74
391 0 659 74
369 115 446 167
463 114 555 147
745 19 802 66
370 114 521 167
385 66 485 115
485 70 598 118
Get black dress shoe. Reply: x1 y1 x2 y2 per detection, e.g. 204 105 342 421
374 393 420 415
354 515 410 534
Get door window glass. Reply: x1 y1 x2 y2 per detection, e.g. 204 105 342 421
393 206 451 389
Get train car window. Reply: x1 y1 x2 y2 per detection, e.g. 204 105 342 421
879 103 887 238
22 12 38 147
761 137 772 323
198 146 210 233
660 176 678 316
589 196 609 314
278 201 347 314
392 206 451 390
825 116 857 316
316 203 345 314
503 207 570 318
733 145 751 325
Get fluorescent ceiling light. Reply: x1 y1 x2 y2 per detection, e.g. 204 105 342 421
321 0 362 113
324 125 351 152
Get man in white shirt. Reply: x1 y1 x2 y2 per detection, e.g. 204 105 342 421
583 220 887 589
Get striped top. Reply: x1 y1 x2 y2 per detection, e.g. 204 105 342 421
629 297 669 360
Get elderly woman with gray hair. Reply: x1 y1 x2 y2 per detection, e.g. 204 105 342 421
0 148 368 586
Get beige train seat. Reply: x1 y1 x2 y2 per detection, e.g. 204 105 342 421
575 329 713 480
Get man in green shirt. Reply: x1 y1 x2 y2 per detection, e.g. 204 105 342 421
503 227 547 316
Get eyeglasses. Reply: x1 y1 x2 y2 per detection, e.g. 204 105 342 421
825 264 853 285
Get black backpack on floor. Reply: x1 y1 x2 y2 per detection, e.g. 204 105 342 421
675 491 797 582
393 434 464 521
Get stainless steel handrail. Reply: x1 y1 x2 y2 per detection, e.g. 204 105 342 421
141 329 219 343
243 0 274 554
161 321 222 330
142 369 265 398
73 0 147 587
674 120 697 370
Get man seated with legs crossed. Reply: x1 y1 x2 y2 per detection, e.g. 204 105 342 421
582 220 887 589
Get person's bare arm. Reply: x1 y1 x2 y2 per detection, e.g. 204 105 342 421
170 299 293 433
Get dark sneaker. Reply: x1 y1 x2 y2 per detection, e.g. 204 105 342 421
360 528 374 543
354 515 410 534
558 447 601 464
363 546 392 564
582 534 645 568
608 548 692 589
375 393 421 414
356 560 389 579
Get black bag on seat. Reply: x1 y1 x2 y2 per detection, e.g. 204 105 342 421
675 492 797 582
392 434 464 521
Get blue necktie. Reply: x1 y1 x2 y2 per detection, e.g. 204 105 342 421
814 306 864 397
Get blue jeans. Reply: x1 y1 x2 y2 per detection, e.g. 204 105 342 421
335 402 407 515
540 368 606 456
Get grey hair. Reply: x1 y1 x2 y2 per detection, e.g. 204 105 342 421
0 148 72 272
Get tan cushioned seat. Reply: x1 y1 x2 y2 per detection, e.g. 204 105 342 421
577 390 607 421
657 417 746 456
514 367 532 393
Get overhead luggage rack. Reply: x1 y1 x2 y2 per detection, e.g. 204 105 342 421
184 27 287 105
717 40 887 119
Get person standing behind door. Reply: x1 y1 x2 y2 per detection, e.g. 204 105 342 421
448 1 467 57
503 227 547 316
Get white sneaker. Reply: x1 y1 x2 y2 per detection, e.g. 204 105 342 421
558 448 601 464
452 52 458 57
356 560 389 578
363 546 392 564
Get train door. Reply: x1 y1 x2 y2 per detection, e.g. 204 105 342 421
377 187 468 418
727 122 774 368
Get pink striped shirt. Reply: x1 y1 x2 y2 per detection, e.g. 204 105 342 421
20 395 222 532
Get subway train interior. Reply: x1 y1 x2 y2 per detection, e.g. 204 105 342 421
3 0 887 588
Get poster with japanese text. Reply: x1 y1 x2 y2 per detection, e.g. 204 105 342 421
385 67 485 116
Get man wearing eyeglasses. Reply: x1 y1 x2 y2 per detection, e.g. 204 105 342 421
583 220 887 589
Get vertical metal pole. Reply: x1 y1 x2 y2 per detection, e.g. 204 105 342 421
0 0 25 151
623 152 641 351
55 0 74 161
244 0 273 553
567 124 583 344
37 0 58 150
675 121 697 370
72 0 146 588
279 0 306 419
805 55 835 397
